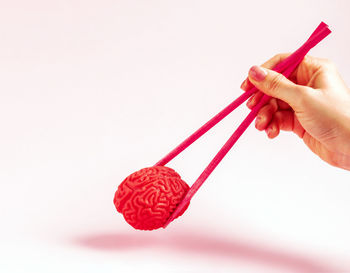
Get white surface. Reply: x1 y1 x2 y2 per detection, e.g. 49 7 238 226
0 0 350 272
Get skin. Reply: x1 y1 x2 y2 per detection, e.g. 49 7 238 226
240 54 350 171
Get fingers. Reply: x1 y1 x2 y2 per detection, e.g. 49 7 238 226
247 94 290 111
262 110 293 139
277 99 290 110
240 78 254 92
273 110 294 132
241 53 321 141
247 65 309 110
255 99 278 130
241 53 291 92
261 53 290 70
289 55 335 86
262 110 305 139
246 53 292 110
266 119 280 138
247 91 264 109
241 53 328 92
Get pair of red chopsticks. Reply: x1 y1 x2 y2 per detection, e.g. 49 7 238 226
155 22 331 228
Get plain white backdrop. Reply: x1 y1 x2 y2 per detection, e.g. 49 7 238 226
0 0 350 272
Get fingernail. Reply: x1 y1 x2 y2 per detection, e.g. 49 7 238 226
255 116 261 127
267 127 272 136
247 96 253 106
240 80 247 90
249 66 267 82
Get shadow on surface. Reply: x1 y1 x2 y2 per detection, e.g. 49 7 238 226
73 230 343 273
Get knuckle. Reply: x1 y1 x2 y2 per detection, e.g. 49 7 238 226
275 111 283 121
267 73 284 93
273 53 281 60
319 58 336 70
271 53 283 63
274 111 285 127
270 98 278 111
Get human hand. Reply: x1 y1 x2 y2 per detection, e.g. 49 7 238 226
241 54 350 171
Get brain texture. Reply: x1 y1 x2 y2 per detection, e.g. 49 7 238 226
114 166 190 230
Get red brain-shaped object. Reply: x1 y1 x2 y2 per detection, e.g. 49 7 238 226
114 166 190 230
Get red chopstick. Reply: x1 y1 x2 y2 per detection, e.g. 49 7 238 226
155 22 330 167
162 22 331 228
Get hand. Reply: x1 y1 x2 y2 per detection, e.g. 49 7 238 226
241 54 350 171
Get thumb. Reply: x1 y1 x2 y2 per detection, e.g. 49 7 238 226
248 65 307 109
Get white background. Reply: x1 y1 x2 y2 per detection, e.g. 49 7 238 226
0 0 350 272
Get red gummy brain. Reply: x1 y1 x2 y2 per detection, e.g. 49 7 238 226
114 166 190 230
